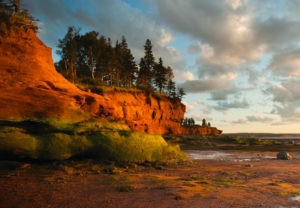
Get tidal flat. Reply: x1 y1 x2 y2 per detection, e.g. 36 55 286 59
1 141 300 208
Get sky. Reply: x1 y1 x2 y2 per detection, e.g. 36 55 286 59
22 0 300 133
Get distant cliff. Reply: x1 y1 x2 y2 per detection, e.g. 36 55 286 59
0 29 221 136
182 125 222 136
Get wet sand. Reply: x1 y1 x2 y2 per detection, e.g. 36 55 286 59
1 152 300 208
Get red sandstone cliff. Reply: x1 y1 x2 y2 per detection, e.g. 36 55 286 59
0 29 221 136
0 30 186 134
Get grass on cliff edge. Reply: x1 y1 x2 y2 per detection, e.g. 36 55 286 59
0 118 188 163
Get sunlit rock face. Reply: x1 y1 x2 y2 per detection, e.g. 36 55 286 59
0 29 221 136
0 29 99 121
181 126 222 136
97 91 185 134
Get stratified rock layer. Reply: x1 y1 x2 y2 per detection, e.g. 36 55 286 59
0 29 221 135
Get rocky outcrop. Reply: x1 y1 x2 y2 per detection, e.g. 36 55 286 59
182 126 222 136
277 152 292 160
0 29 221 136
94 91 185 134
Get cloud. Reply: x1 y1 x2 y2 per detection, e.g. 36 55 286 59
272 103 300 122
183 71 195 81
210 87 242 100
232 115 273 124
151 0 266 65
268 48 300 77
151 0 300 83
253 17 300 51
188 42 202 55
214 99 249 111
266 79 300 103
188 113 212 123
174 71 195 81
23 0 186 79
182 101 197 113
196 62 238 80
225 0 249 10
232 118 247 124
178 79 231 93
266 78 300 122
246 115 273 122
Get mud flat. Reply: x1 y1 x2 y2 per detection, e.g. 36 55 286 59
1 150 300 208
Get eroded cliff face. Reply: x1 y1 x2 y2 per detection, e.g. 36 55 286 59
95 91 185 134
182 126 222 136
0 30 187 134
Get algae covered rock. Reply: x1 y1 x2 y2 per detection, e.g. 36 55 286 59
0 119 188 162
277 151 292 160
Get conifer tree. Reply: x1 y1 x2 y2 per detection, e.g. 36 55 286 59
11 0 20 13
120 36 137 88
202 118 207 127
182 118 188 126
0 0 10 17
191 118 195 126
105 38 116 85
79 31 100 80
137 39 155 89
57 26 81 82
114 40 123 86
136 58 146 88
144 39 155 70
177 88 186 100
95 36 108 82
154 57 168 93
54 29 183 97
167 79 176 98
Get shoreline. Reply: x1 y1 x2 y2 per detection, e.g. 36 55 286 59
1 136 300 207
1 152 300 208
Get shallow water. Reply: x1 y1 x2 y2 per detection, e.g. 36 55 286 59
185 150 277 162
289 195 300 202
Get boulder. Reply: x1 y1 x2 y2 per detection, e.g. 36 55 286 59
277 151 292 160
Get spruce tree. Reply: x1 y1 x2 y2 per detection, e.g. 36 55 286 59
0 0 10 17
136 58 147 88
95 36 108 82
202 118 207 127
105 38 115 85
78 31 100 80
57 26 81 82
177 88 186 100
120 36 137 88
137 39 155 89
114 40 123 86
11 0 20 13
167 79 176 99
144 39 155 70
154 58 168 93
